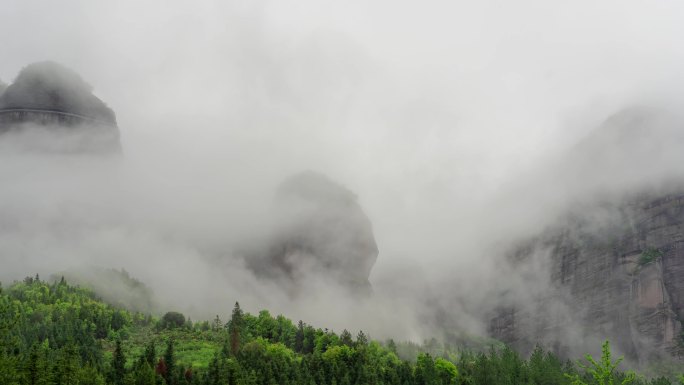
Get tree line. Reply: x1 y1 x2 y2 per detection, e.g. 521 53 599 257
1 276 682 385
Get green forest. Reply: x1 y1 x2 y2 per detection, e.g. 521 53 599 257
0 275 682 385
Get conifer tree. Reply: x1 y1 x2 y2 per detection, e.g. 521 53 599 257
356 330 368 347
24 345 40 385
206 353 222 385
340 329 353 347
35 340 53 385
111 339 126 385
143 341 156 368
131 363 157 385
415 353 437 385
228 302 243 356
212 315 222 332
75 365 106 385
387 339 398 355
163 339 176 385
54 344 79 385
295 321 305 353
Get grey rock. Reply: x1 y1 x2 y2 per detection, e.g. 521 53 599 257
247 171 378 296
0 61 120 154
491 108 684 365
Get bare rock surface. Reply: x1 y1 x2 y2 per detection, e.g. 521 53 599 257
490 108 684 365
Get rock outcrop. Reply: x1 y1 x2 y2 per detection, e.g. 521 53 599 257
491 195 684 364
247 171 378 296
0 61 120 154
490 107 684 365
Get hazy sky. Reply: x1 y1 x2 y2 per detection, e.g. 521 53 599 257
4 1 684 181
2 0 684 339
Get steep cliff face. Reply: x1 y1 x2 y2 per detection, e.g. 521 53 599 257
490 108 684 364
491 194 684 364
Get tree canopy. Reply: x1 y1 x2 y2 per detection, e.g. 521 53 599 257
0 275 680 385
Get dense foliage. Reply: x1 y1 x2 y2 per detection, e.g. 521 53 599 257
0 276 682 385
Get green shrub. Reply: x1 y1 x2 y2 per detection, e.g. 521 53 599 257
638 248 663 266
159 311 186 330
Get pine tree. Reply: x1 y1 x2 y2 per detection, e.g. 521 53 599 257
54 344 79 385
398 360 414 385
163 339 176 385
212 315 222 332
75 365 106 385
303 325 315 354
228 302 243 356
206 353 221 385
24 344 40 385
111 339 126 385
0 353 20 385
35 340 53 385
143 341 156 367
340 330 353 347
415 353 437 385
295 321 305 353
132 363 157 385
220 335 231 359
356 330 368 347
387 339 398 355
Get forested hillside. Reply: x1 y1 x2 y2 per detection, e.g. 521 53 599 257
0 276 681 385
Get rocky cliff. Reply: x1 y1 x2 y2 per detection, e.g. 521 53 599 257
490 107 684 365
246 171 379 297
491 194 684 364
0 61 120 153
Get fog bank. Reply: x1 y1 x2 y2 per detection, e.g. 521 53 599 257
2 0 684 343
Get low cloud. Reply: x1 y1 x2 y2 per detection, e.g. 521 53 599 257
1 0 684 348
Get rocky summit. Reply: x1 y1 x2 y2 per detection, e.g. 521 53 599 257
247 171 379 297
0 61 120 154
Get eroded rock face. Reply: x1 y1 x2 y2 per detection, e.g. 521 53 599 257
0 61 120 154
246 171 378 296
491 196 684 364
490 108 684 365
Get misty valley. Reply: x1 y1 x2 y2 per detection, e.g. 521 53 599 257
3 1 684 385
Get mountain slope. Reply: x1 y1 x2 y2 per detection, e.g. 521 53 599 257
2 275 667 384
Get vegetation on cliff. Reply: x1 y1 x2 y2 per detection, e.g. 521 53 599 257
638 248 663 267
